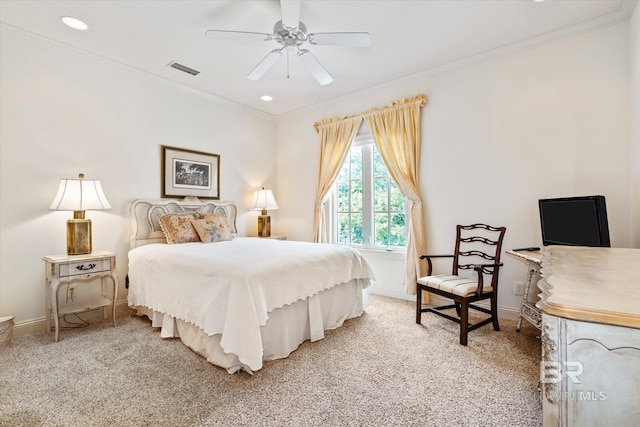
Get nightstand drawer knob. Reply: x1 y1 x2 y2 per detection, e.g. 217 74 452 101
76 263 97 272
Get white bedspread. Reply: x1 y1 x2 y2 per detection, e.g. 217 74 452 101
127 237 374 371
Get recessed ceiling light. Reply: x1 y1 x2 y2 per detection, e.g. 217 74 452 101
61 16 88 31
260 95 273 102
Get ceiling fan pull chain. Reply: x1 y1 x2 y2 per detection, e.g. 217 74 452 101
286 49 290 79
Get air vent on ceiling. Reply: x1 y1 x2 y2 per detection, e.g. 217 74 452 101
167 61 200 76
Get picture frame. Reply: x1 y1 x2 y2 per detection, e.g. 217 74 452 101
161 145 220 199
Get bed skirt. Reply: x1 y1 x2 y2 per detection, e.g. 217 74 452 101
132 279 372 373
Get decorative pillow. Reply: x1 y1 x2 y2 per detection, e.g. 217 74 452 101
191 214 233 243
157 212 200 244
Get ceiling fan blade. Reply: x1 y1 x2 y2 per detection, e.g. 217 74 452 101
307 32 371 47
297 49 333 86
280 0 301 29
205 30 272 42
247 49 284 80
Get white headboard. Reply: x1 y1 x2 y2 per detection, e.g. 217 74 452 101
129 198 238 249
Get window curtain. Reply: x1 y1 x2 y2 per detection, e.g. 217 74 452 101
312 116 362 243
363 94 427 294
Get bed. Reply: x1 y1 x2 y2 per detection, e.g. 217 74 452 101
127 198 374 373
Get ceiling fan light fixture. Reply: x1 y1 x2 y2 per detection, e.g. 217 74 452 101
206 0 367 85
61 16 88 31
273 20 307 43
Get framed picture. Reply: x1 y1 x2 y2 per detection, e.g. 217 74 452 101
161 145 220 199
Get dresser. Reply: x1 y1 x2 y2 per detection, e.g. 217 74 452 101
537 246 640 426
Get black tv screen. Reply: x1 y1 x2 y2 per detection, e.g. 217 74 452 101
538 196 610 247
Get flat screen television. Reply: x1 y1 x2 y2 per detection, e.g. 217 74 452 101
538 195 610 247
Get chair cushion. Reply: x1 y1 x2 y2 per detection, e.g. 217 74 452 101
417 275 493 297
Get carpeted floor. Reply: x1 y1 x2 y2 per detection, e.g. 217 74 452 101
0 295 542 426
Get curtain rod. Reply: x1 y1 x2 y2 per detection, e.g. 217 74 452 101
313 94 427 133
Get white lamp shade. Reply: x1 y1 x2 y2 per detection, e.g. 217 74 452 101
250 188 278 211
49 178 112 211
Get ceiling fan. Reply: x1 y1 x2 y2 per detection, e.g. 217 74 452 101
205 0 371 86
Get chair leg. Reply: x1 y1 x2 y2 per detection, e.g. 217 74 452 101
460 299 469 346
454 301 461 317
491 295 500 331
416 288 422 324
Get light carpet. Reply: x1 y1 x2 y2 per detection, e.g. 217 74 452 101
0 295 542 426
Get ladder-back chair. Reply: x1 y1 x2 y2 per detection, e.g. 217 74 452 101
416 224 506 345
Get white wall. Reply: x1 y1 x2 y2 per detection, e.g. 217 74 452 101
1 16 635 329
630 4 640 248
0 27 276 328
276 23 632 308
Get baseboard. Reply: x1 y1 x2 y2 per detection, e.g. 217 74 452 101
371 286 414 302
13 300 132 338
14 295 523 337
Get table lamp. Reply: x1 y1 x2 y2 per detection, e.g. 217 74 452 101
49 173 112 255
250 187 278 237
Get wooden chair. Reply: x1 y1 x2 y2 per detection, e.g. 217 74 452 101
416 224 506 345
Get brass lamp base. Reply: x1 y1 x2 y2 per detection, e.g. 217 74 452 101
67 218 92 255
258 212 271 237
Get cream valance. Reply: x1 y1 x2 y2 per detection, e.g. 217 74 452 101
313 94 427 132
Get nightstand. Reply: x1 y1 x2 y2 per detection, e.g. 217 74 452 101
261 235 286 240
43 251 118 342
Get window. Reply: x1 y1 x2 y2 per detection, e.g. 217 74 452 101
334 139 407 250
